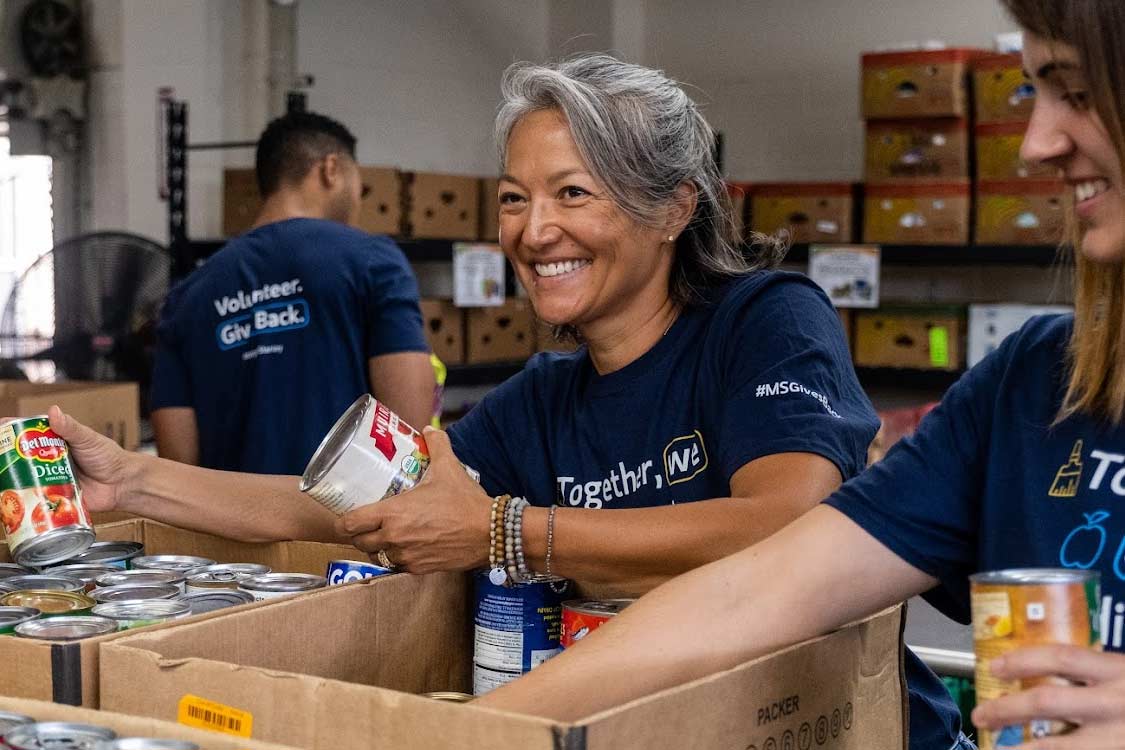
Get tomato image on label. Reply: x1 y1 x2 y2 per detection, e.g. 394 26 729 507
0 489 23 535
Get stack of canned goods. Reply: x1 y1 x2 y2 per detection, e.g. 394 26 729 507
0 710 203 749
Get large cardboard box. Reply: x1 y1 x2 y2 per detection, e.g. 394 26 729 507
356 166 403 236
854 306 966 371
465 299 535 364
479 177 501 242
405 172 481 240
420 298 465 365
861 48 986 120
976 122 1056 181
0 381 139 451
0 697 299 749
975 180 1066 246
974 53 1036 124
222 168 261 238
0 517 358 706
749 183 854 244
864 119 969 182
863 182 971 245
968 303 1072 367
101 573 907 750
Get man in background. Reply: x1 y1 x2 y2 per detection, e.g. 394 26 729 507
151 111 434 474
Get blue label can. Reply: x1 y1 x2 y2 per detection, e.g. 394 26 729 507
326 560 395 586
472 571 572 695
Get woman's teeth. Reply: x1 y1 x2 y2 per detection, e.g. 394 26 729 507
1075 179 1110 203
534 259 591 278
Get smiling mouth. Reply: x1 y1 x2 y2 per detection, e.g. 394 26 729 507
533 259 592 278
1074 178 1111 204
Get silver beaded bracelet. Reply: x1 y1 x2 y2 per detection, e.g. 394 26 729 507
545 504 558 577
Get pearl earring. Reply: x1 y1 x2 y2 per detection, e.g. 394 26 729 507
667 235 675 242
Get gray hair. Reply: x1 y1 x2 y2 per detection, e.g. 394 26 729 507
495 54 783 307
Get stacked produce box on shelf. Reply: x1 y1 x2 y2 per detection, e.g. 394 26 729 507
860 48 987 244
746 182 855 245
972 53 1065 245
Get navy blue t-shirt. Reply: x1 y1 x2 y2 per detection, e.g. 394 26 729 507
150 218 427 474
827 314 1125 747
449 272 961 749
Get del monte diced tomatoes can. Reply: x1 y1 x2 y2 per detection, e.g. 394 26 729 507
0 417 93 567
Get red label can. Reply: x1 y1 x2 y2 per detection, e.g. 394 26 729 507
560 598 634 649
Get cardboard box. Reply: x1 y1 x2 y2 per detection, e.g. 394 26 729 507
0 517 358 706
864 119 969 182
968 303 1072 367
854 307 966 371
749 183 854 244
0 697 298 750
975 180 1066 245
465 299 534 364
356 166 403 236
975 123 1056 181
0 381 139 451
222 168 261 238
405 172 481 240
863 182 971 245
480 177 501 242
101 572 907 750
974 53 1036 124
420 298 465 365
861 48 987 120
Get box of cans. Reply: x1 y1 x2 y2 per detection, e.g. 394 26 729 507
0 517 359 707
100 571 908 750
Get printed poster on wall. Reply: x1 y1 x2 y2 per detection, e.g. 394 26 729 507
453 243 506 307
808 244 881 309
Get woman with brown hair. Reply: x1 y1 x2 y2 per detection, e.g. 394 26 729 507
470 1 1125 746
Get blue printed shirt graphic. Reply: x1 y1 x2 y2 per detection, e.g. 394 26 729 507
150 218 427 474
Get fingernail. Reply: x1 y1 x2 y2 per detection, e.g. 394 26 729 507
422 426 435 434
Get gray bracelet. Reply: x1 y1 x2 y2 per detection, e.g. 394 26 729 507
545 504 558 577
513 498 530 581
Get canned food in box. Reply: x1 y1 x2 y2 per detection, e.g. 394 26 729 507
0 417 94 567
59 541 144 569
3 722 115 749
326 560 394 586
14 615 115 640
238 573 326 601
560 598 634 649
970 568 1101 750
1 574 85 594
423 692 474 703
0 562 30 581
178 589 254 615
92 599 191 630
131 555 216 574
46 563 119 592
90 583 181 603
96 569 185 593
183 563 269 594
0 606 40 635
0 710 34 735
0 589 94 615
99 740 200 750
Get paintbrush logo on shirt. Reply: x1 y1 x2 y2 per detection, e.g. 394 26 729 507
1049 440 1084 498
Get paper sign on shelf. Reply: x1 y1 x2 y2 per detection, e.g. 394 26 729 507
807 245 881 309
453 243 506 307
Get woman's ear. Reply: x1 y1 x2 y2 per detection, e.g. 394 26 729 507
666 181 698 237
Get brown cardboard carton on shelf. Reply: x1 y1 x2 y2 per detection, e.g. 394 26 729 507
479 177 501 242
861 48 987 119
356 166 403 235
862 182 971 245
726 182 749 243
975 180 1066 246
0 697 299 750
974 53 1036 123
854 306 966 371
101 570 907 750
749 183 853 244
465 299 534 364
975 122 1055 181
864 119 969 182
0 381 140 451
222 168 261 238
0 517 358 706
405 172 481 239
420 298 465 365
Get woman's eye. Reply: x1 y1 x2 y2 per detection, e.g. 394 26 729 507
499 192 525 205
1062 90 1090 109
561 186 590 199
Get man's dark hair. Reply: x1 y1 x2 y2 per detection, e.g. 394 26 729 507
254 111 358 196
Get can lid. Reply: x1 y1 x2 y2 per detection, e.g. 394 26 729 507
563 598 636 616
179 589 254 614
422 691 474 703
14 615 116 640
13 525 95 568
99 740 201 750
969 568 1099 585
96 570 184 588
92 600 191 620
240 573 327 592
62 541 144 564
0 711 35 733
3 574 85 593
299 394 372 492
0 589 95 613
132 556 217 573
46 563 119 584
0 563 31 578
184 563 270 582
0 606 41 627
90 584 181 603
4 721 115 749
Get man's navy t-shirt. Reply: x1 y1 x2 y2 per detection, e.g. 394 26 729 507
448 271 965 749
827 314 1125 746
150 218 427 474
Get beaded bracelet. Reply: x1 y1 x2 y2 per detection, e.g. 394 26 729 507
489 495 511 585
504 496 521 584
512 498 531 581
545 505 558 577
